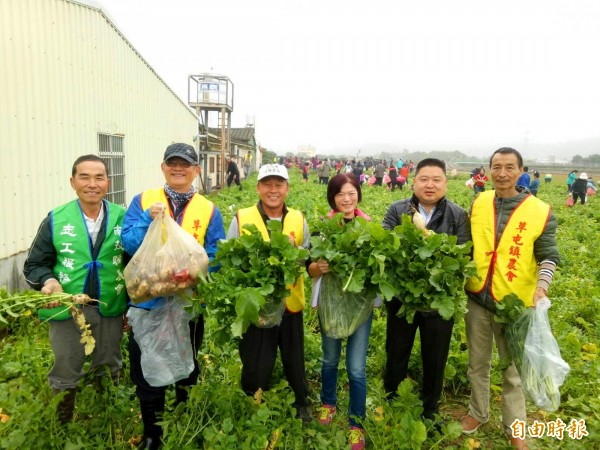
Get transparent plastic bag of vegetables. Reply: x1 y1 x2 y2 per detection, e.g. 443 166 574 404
317 273 376 339
125 211 209 304
255 296 286 328
521 297 570 411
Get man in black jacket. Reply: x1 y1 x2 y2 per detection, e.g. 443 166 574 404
226 155 242 190
381 158 471 423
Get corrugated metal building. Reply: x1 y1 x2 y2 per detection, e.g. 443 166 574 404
0 0 201 290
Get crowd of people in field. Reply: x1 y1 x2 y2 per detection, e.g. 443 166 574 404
280 156 417 191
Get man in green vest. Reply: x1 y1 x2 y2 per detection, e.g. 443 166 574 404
23 154 127 424
122 143 225 450
226 164 312 423
461 148 560 450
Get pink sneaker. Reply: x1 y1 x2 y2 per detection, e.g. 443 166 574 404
348 426 365 450
317 404 336 425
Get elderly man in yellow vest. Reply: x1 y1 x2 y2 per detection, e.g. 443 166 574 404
226 164 312 423
24 155 128 424
461 148 560 450
122 143 225 449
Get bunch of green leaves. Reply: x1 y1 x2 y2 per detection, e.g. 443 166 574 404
494 294 531 371
196 220 308 342
388 215 476 323
493 293 527 325
309 214 400 300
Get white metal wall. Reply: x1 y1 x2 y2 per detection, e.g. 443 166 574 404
0 0 199 267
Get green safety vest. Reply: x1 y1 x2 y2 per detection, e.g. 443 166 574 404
39 200 127 321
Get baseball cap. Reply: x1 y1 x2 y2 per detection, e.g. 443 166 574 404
580 172 588 179
163 143 198 164
257 164 289 181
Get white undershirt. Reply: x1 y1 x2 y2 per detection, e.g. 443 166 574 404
83 206 105 246
418 204 436 225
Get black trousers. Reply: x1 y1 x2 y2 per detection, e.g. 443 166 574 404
227 174 241 188
390 179 402 191
383 298 454 418
239 311 308 406
129 317 204 438
573 192 586 205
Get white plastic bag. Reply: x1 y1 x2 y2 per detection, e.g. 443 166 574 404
521 297 570 411
127 296 195 387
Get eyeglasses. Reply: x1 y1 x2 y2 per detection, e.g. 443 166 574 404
164 159 194 168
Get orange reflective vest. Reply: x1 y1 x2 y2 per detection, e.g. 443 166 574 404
236 205 306 313
465 191 550 306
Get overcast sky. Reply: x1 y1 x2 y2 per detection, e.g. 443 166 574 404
97 0 600 158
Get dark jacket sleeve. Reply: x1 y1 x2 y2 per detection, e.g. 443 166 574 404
534 210 560 264
23 215 57 290
446 203 471 246
381 199 411 231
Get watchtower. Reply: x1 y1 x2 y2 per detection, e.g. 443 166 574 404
188 74 234 191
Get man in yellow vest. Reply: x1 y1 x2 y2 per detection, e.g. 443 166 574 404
226 163 312 423
122 143 225 449
23 155 127 424
461 148 559 450
243 150 253 177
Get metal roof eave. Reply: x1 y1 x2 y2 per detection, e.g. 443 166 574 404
68 0 199 122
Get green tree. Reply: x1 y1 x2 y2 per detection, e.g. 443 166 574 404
588 154 600 165
262 149 277 163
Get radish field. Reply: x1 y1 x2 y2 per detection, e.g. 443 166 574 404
1 169 598 449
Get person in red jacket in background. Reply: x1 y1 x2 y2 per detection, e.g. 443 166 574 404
473 168 489 195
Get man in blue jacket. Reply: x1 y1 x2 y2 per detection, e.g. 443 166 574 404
515 166 530 189
122 143 225 449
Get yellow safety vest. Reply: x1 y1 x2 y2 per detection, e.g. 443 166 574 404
465 191 551 306
237 205 306 313
140 188 215 245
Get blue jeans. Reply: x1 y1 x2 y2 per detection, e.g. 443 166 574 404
320 313 373 428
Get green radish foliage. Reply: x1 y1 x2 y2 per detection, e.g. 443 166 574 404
388 215 477 323
195 220 308 343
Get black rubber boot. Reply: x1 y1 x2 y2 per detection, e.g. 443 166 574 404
139 397 164 449
137 436 161 450
54 388 77 424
